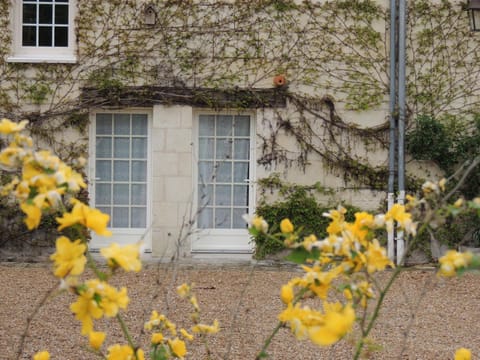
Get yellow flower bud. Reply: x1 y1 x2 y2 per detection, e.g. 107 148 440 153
168 338 187 358
33 351 50 360
454 348 471 360
280 284 294 304
343 288 353 301
151 333 164 344
454 198 463 208
280 218 294 233
89 331 106 350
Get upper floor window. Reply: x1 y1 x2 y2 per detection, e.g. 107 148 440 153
8 0 77 63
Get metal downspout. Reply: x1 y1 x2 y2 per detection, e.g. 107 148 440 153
397 0 407 265
387 0 397 261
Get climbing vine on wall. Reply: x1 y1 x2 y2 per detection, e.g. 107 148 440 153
0 0 478 192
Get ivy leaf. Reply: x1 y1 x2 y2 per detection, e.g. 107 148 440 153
285 248 320 264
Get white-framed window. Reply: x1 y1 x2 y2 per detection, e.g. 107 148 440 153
89 111 152 251
193 112 255 253
8 0 77 63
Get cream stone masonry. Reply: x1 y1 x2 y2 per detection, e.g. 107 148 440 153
1 1 478 259
151 105 194 257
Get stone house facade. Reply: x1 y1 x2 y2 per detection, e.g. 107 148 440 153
1 0 478 258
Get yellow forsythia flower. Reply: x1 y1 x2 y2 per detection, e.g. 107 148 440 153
454 198 464 208
343 288 353 301
438 178 447 191
180 328 194 341
455 348 471 360
438 250 473 277
50 236 87 278
33 350 50 360
280 218 294 233
56 199 112 236
106 344 134 360
177 283 191 298
242 214 268 233
0 118 28 134
280 284 294 304
136 349 145 360
20 203 42 230
192 319 220 334
308 302 356 346
385 204 416 235
70 280 129 335
88 331 106 350
168 338 187 358
189 295 200 312
365 239 394 273
100 243 142 272
151 332 164 344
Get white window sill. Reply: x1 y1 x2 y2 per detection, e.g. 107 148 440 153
6 55 77 64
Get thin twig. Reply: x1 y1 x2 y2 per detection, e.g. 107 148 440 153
15 283 58 360
444 155 480 203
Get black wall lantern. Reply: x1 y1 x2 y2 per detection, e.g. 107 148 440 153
468 0 480 31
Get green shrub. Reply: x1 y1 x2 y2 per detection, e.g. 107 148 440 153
407 114 480 198
252 187 362 259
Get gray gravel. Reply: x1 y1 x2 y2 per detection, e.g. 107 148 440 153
1 261 479 360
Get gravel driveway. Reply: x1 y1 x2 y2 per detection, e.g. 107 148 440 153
1 260 479 360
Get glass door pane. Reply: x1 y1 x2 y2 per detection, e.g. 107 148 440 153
198 114 250 230
95 113 148 229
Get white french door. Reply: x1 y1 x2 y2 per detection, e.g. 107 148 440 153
192 112 255 253
89 111 151 251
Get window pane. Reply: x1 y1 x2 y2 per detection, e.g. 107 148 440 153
131 184 146 205
113 184 129 205
54 4 68 24
96 137 112 158
22 26 36 46
38 26 52 46
199 115 215 136
216 138 232 159
216 162 232 182
95 184 111 205
234 162 249 182
234 139 249 160
131 207 146 228
114 138 130 158
112 207 129 227
132 137 147 158
132 114 148 135
96 160 111 181
96 114 112 134
215 208 231 228
131 161 146 181
39 4 53 24
233 208 248 228
23 4 37 23
215 185 231 206
216 115 233 136
54 26 68 46
233 185 248 206
199 138 214 160
198 184 213 207
198 161 214 183
234 116 250 136
197 208 213 228
114 114 130 134
113 160 129 181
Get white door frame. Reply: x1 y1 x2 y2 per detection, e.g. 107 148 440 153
88 109 152 252
191 110 256 253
